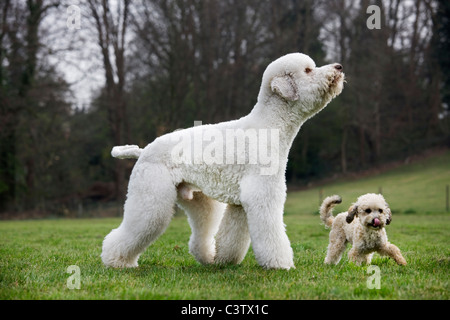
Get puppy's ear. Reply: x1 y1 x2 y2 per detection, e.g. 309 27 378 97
346 205 358 223
385 205 392 225
270 74 299 101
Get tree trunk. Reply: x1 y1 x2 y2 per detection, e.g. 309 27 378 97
88 0 130 201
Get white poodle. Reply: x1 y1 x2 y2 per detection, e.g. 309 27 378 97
101 53 345 270
320 194 407 266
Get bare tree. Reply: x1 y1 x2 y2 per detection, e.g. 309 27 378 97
0 0 61 210
86 0 131 200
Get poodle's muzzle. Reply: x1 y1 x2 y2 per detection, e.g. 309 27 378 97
322 64 345 99
363 211 386 230
329 65 344 87
368 217 382 229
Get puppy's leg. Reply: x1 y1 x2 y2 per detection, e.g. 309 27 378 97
324 231 347 264
101 163 176 268
378 243 407 265
214 204 251 265
348 247 373 265
177 191 226 264
366 252 374 264
240 177 294 270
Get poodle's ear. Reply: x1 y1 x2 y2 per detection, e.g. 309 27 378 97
346 205 358 223
385 205 392 225
270 74 299 101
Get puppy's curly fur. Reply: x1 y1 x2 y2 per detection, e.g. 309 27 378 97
320 193 406 266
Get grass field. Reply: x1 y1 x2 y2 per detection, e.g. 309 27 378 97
0 151 449 300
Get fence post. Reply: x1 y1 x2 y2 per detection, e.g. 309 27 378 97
446 185 449 213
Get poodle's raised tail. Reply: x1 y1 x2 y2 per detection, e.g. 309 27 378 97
111 145 143 159
319 195 342 228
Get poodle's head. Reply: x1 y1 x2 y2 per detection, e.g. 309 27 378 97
346 193 392 229
258 53 345 118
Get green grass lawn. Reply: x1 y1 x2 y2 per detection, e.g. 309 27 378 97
0 151 449 300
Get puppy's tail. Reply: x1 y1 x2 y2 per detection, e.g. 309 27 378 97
111 145 142 159
319 195 342 228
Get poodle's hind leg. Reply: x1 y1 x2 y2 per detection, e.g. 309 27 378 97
214 204 251 265
324 232 347 265
177 190 226 264
101 163 177 268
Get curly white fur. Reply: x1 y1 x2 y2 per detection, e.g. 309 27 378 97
101 53 344 270
320 193 407 266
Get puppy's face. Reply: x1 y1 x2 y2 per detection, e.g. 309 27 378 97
346 194 392 229
356 204 390 230
262 53 345 116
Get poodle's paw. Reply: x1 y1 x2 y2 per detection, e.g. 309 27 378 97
396 256 407 266
101 253 139 268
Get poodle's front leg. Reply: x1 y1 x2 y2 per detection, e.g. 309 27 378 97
348 247 373 265
379 243 407 266
214 204 251 265
240 177 294 270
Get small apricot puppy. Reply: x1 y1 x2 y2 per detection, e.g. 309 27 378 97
320 193 406 266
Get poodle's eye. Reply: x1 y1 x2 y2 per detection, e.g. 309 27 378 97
365 208 372 213
379 209 383 213
305 67 312 74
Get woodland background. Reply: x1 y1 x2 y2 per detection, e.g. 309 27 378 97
0 0 449 216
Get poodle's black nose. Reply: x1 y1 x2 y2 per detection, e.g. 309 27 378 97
334 64 343 71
